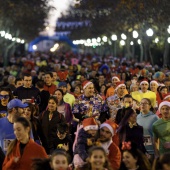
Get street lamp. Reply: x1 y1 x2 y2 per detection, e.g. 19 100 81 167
130 41 134 45
121 33 127 40
120 40 125 46
102 36 107 42
111 34 117 41
167 37 170 43
132 30 138 38
146 28 154 36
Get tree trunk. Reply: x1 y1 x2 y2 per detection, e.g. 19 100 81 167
163 41 169 66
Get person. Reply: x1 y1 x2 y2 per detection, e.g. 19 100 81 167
99 120 121 170
13 73 40 102
137 98 159 160
58 81 75 108
53 89 73 125
119 141 151 170
152 101 170 158
117 107 146 154
0 99 28 153
0 87 14 117
131 79 156 107
43 72 57 95
23 102 48 149
78 146 113 170
51 123 73 161
6 75 16 92
73 84 82 99
36 80 50 114
32 149 71 170
73 117 99 168
152 152 170 170
2 117 48 170
0 147 5 170
40 96 66 154
15 78 23 88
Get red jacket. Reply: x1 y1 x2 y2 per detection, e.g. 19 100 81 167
44 84 57 95
3 139 48 170
108 142 121 170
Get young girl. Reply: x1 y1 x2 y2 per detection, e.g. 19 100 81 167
32 149 71 170
78 146 112 170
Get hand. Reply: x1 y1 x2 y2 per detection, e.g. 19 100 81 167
14 157 20 163
62 143 69 151
163 142 170 149
145 153 151 159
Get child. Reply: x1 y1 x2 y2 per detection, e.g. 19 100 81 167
51 123 73 162
32 149 71 170
78 146 112 170
73 117 99 168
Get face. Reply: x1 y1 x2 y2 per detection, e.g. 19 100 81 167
44 74 53 85
54 91 63 102
128 112 137 124
57 131 67 140
23 76 32 88
161 88 168 95
117 86 126 97
74 86 81 94
59 86 67 94
123 151 137 169
23 107 32 119
89 150 106 169
80 75 86 82
0 91 10 106
48 99 57 112
84 84 95 97
13 122 30 142
87 129 97 137
100 85 106 93
123 98 133 108
112 78 119 86
131 85 138 92
140 83 149 93
16 80 23 88
140 99 151 113
99 76 105 83
160 105 170 120
50 155 68 170
100 127 112 142
52 72 57 82
150 83 158 92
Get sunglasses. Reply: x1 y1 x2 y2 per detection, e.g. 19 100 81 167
0 95 10 99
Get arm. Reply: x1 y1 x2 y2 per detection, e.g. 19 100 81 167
2 156 18 170
153 136 159 158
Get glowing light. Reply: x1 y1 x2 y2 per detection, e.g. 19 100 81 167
120 40 125 46
111 34 117 41
102 36 107 42
138 39 141 44
132 30 138 38
33 45 37 50
121 33 127 40
146 28 154 36
130 41 134 45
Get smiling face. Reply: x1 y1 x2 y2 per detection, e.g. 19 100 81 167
123 151 138 169
150 83 158 92
13 122 30 143
48 99 57 112
23 107 32 120
160 105 170 121
140 83 149 93
50 155 68 170
84 83 95 97
89 150 106 170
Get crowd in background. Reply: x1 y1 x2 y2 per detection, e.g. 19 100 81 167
0 51 170 170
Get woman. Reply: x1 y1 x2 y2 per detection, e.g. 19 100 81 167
23 102 48 150
157 86 168 105
117 107 146 153
0 87 14 118
99 84 106 100
73 84 82 99
2 117 47 170
120 141 151 170
53 89 73 124
137 98 159 160
40 96 66 154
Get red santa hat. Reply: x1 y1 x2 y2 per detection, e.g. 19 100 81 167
82 80 93 89
82 118 98 131
100 120 116 136
140 79 149 86
163 93 170 102
158 101 170 112
112 76 120 81
150 80 159 86
114 81 126 91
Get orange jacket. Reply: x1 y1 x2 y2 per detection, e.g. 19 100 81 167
3 139 48 170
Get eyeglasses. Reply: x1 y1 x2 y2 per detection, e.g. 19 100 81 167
140 103 149 105
0 95 9 99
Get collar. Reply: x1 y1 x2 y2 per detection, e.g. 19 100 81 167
101 139 112 154
128 122 137 128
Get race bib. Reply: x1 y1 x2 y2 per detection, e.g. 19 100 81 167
144 135 152 146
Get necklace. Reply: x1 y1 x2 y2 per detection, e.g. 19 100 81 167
129 165 139 170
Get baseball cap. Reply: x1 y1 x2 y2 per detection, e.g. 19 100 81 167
58 82 67 88
7 99 28 110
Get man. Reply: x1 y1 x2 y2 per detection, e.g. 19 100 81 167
153 101 170 158
15 78 23 88
43 72 57 95
0 99 28 152
131 80 156 107
100 120 121 170
95 74 106 92
6 75 16 92
13 73 40 102
52 71 59 86
58 81 75 108
72 80 108 123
